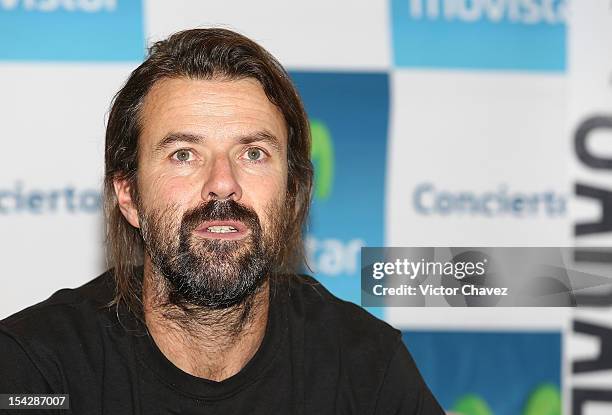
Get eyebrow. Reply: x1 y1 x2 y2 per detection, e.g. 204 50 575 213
153 133 203 153
238 130 281 151
153 130 282 153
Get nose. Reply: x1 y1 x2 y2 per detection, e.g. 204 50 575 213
201 154 243 202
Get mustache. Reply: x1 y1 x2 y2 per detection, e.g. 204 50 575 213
179 199 261 233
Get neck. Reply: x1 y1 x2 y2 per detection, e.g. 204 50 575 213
142 256 270 381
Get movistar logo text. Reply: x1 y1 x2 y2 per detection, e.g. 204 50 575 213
408 0 566 24
0 0 117 12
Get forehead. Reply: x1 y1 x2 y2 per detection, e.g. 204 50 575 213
139 77 287 145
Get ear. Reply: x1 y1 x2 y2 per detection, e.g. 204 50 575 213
113 176 140 229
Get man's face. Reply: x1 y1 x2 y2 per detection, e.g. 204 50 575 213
118 77 288 308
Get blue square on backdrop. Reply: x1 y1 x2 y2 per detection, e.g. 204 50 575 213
0 0 144 61
290 71 389 314
391 0 566 71
404 330 562 414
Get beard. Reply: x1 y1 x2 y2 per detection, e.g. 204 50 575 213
138 198 285 310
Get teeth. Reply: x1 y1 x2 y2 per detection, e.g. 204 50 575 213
207 225 238 233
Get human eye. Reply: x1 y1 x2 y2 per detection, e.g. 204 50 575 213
241 147 268 163
171 149 195 164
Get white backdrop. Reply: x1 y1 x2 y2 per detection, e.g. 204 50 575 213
1 1 611 414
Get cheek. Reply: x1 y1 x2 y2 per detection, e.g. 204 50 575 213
238 174 285 225
242 167 286 199
140 170 200 208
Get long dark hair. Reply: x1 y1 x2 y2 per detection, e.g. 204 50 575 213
104 28 313 316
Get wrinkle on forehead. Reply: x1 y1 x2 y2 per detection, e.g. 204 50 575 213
139 77 287 147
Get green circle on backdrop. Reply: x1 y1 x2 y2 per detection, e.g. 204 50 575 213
523 384 561 415
452 394 493 415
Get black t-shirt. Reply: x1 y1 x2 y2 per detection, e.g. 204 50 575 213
0 271 443 414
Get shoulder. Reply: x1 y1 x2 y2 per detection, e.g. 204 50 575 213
1 270 116 340
284 275 444 413
285 273 402 353
0 270 119 392
0 271 119 368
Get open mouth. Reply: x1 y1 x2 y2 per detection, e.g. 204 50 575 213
194 220 250 240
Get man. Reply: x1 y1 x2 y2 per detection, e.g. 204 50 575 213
0 29 443 414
